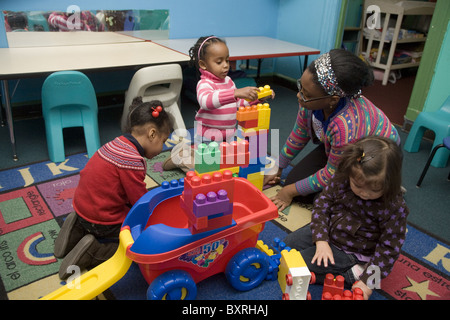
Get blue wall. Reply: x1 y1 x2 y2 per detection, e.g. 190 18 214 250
0 0 342 105
0 0 279 43
275 0 342 79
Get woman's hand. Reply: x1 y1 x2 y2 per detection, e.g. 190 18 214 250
312 241 335 267
269 183 297 211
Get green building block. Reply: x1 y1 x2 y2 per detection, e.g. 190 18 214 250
195 142 221 173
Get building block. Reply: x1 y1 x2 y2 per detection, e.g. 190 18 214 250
239 118 259 129
219 140 250 169
322 288 364 300
196 166 240 179
257 238 312 300
192 190 232 218
195 142 220 174
321 273 345 299
245 85 272 101
255 240 280 281
180 170 235 235
257 103 271 130
278 247 311 301
236 105 259 122
181 170 234 212
244 129 268 162
238 159 265 178
257 85 273 100
246 171 264 190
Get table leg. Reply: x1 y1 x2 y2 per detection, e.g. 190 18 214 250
257 58 262 79
2 80 18 161
303 55 309 74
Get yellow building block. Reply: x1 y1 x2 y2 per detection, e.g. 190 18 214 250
278 249 311 300
256 240 275 256
257 103 271 130
257 85 273 100
246 171 264 190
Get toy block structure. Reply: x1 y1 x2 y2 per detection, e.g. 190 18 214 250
180 170 235 235
256 238 312 300
193 100 271 191
275 240 312 301
321 273 364 300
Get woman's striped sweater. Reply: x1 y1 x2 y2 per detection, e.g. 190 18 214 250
278 96 400 196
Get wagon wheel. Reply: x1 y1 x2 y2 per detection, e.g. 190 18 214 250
225 247 269 291
147 270 197 300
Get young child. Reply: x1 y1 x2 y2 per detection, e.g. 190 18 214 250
163 35 274 171
190 35 273 143
283 136 409 299
54 97 172 280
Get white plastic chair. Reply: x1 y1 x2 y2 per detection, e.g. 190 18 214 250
121 64 186 133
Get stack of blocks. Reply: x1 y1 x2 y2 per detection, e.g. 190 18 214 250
256 238 312 300
321 273 364 300
180 170 234 235
194 89 271 191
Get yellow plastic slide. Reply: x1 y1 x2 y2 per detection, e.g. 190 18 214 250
41 229 134 300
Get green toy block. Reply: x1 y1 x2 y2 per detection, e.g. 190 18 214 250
195 142 221 173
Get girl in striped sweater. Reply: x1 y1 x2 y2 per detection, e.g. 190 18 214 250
54 97 172 279
190 35 274 142
265 49 399 210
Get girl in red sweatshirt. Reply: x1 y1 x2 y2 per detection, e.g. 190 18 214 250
54 97 172 280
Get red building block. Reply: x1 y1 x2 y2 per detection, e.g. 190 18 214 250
181 170 234 213
219 141 249 169
239 118 259 129
322 273 345 299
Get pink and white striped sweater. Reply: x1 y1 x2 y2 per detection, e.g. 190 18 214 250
195 69 253 140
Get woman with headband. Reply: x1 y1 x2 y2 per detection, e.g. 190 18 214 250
265 49 400 211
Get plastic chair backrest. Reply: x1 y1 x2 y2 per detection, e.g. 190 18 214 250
121 64 182 130
42 71 98 120
438 95 450 116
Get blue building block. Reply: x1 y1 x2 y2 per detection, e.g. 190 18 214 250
238 158 266 178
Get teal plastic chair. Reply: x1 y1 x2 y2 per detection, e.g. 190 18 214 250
404 96 450 168
42 71 100 163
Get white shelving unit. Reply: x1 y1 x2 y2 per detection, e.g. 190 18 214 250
360 0 435 85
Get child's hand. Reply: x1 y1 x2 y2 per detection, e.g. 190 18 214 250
312 241 335 267
235 87 259 101
352 281 373 300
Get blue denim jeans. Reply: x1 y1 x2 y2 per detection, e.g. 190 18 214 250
283 224 362 287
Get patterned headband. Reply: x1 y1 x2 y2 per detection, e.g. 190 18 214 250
314 53 363 99
197 36 217 61
314 52 346 97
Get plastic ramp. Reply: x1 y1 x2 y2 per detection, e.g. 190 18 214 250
40 228 134 300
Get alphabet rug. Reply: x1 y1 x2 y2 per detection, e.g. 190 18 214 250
0 150 448 300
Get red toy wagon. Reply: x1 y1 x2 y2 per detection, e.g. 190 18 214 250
42 169 278 300
122 170 278 299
